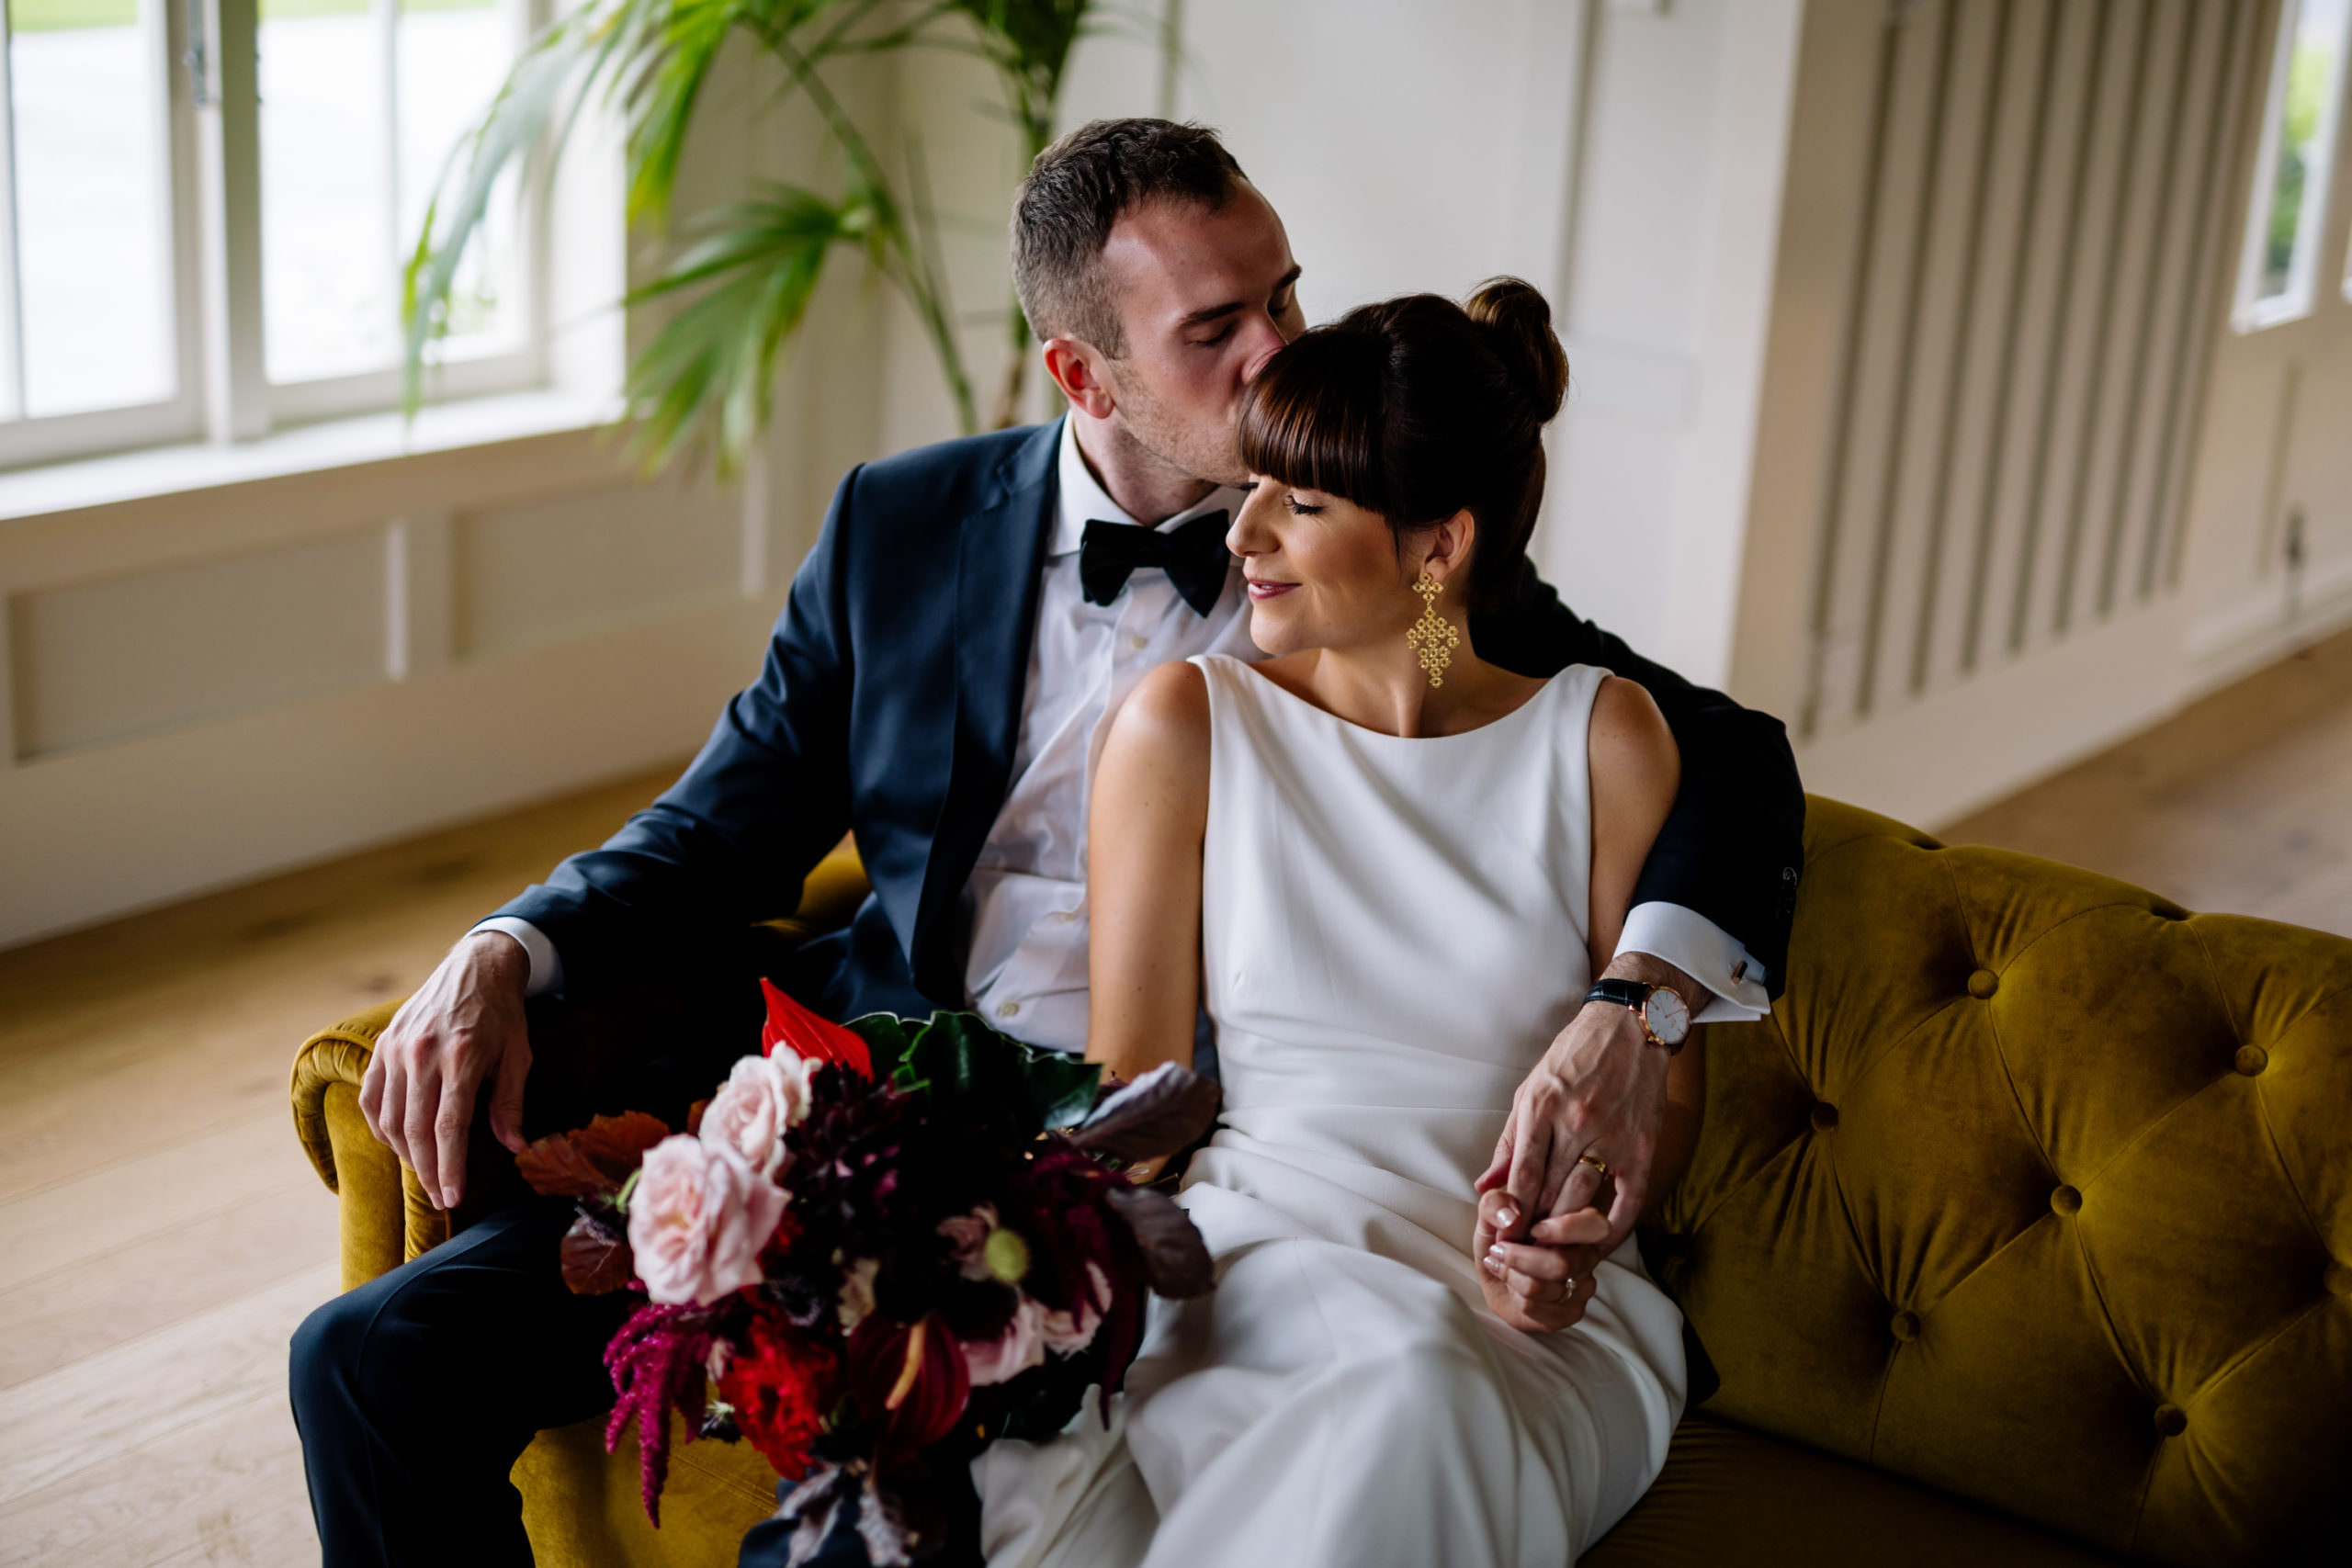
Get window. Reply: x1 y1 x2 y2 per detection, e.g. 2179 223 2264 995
257 0 534 419
2237 0 2352 331
0 0 189 462
0 0 542 470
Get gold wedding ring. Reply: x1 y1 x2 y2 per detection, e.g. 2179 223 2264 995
1577 1154 1611 1179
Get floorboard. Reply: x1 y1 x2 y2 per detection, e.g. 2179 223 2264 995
0 766 678 1565
1942 626 2352 935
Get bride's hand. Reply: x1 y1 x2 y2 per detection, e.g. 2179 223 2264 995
1475 1190 1602 1332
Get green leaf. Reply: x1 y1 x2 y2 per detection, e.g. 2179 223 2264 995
402 22 594 410
618 181 864 474
616 0 741 228
895 1010 1102 1135
845 1012 917 1080
401 0 1086 456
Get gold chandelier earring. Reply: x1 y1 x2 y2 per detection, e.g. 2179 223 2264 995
1407 570 1460 688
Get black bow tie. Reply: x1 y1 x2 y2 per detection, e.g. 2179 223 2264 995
1079 512 1233 617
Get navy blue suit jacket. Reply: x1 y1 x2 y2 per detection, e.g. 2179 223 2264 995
497 422 1804 1021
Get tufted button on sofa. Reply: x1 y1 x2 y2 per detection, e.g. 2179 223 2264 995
293 800 2350 1564
1592 797 2351 1566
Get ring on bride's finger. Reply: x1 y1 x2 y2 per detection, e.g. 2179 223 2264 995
1577 1153 1611 1179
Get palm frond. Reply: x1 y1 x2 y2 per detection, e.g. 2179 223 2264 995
616 0 750 227
402 0 1102 456
620 182 872 474
401 26 595 411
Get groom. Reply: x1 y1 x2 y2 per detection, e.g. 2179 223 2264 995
291 118 1803 1564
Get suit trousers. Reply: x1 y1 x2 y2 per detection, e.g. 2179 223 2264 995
288 1191 914 1568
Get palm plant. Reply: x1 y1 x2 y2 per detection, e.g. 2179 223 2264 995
403 0 1140 475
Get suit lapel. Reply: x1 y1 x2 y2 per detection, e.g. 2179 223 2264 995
910 422 1060 1000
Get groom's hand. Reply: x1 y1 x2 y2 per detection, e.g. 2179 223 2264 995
1477 953 1703 1258
359 931 533 1213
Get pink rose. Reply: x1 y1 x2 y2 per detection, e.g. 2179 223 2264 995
699 1052 814 1180
627 1134 787 1306
1040 1263 1113 1355
964 1295 1048 1387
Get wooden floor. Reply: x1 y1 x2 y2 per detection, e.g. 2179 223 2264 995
1941 624 2352 936
0 767 684 1567
0 624 2346 1565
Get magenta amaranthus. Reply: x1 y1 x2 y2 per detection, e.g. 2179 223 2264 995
515 987 1220 1566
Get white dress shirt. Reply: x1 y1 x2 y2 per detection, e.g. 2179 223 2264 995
958 417 1262 1049
477 415 1770 1038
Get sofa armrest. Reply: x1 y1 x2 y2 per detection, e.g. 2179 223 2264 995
294 840 873 1291
291 999 440 1291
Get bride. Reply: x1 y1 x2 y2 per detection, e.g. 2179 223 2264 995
975 279 1704 1567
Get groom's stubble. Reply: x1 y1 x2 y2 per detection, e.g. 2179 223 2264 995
1097 354 1250 497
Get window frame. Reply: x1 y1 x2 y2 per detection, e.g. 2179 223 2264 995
0 0 551 473
0 0 205 468
2234 0 2352 333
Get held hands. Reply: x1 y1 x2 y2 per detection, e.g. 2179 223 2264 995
1476 957 1695 1267
357 931 534 1213
1476 1189 1604 1331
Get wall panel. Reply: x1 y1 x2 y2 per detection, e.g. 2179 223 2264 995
8 529 387 760
455 478 741 660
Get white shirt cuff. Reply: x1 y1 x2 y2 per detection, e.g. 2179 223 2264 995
469 916 563 998
1614 901 1770 1021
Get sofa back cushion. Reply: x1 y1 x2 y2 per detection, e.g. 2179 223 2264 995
1648 797 2351 1565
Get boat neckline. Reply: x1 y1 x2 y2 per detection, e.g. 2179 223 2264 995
1211 653 1575 746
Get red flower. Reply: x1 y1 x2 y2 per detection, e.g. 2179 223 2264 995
847 1312 970 1461
718 1314 840 1479
602 1303 714 1526
760 979 873 1079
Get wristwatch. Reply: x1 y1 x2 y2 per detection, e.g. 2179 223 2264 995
1585 978 1690 1055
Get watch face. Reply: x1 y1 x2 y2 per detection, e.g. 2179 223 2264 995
1644 989 1690 1045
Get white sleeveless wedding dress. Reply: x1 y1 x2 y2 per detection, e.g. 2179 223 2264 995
975 654 1688 1568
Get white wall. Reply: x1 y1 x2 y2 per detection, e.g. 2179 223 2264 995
1543 0 1804 684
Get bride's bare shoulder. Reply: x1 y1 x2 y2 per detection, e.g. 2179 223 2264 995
1586 673 1679 809
1096 660 1213 835
1122 657 1212 734
1102 659 1213 777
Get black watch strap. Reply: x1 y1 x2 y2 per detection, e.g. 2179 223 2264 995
1586 978 1651 1010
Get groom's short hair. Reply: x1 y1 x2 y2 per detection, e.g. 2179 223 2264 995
1013 118 1248 355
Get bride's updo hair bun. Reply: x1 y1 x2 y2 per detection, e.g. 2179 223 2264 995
1466 276 1568 423
1237 276 1568 612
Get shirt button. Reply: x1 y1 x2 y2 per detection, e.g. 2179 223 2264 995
997 1000 1021 1020
1126 633 1148 652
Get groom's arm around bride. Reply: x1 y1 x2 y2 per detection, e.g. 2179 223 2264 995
348 108 1799 1345
356 118 1804 1285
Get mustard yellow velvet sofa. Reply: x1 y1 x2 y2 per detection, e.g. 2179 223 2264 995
291 799 2351 1565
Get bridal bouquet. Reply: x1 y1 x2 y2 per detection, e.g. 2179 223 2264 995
514 981 1220 1564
